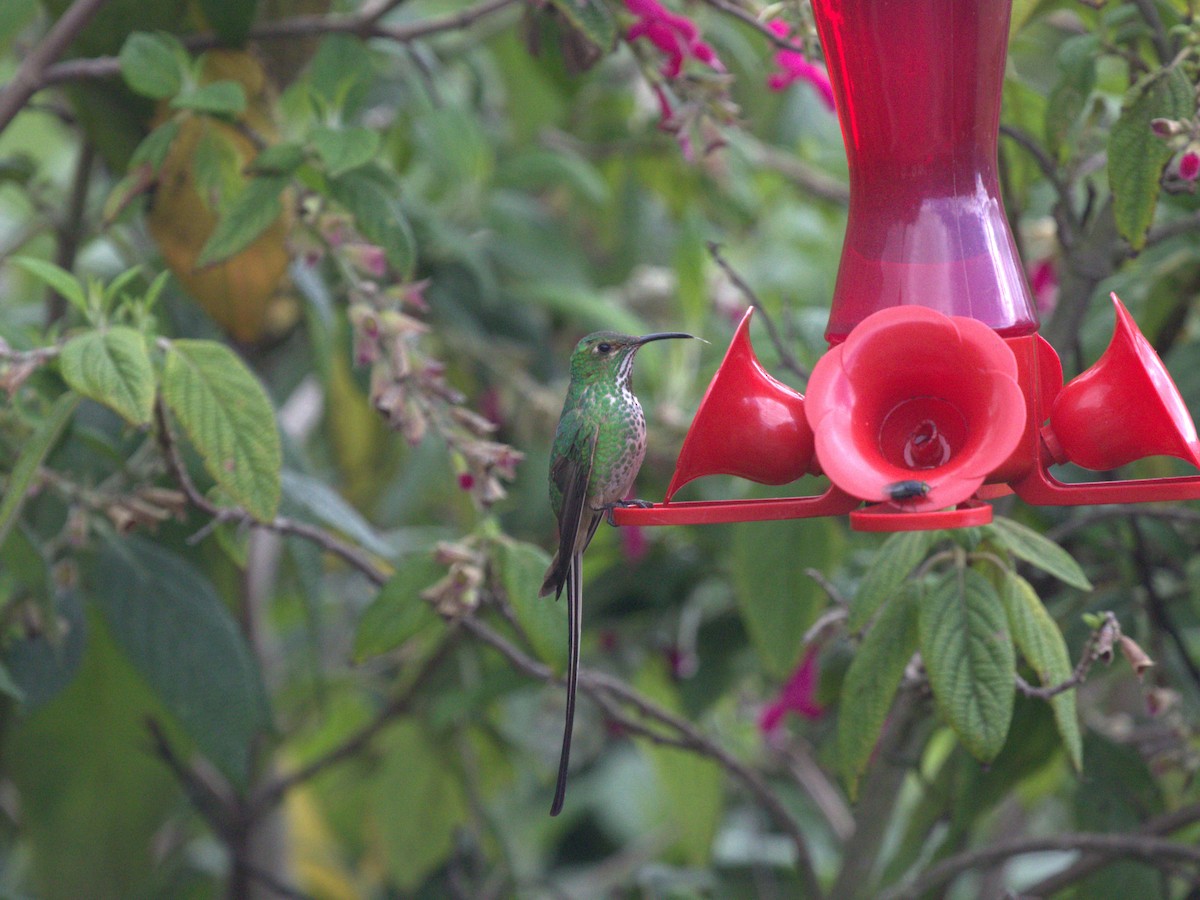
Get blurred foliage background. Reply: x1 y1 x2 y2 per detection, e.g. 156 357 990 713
1 0 1200 897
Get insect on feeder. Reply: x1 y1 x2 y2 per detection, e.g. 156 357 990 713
615 0 1200 533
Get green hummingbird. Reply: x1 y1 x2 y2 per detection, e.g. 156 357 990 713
540 329 695 816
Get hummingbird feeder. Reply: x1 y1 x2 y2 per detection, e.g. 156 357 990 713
614 0 1200 533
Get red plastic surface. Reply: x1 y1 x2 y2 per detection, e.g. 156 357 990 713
1044 294 1200 471
665 308 814 502
805 306 1026 510
811 0 1039 342
850 500 994 532
612 484 858 526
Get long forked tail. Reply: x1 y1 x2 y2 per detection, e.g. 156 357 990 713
550 552 582 816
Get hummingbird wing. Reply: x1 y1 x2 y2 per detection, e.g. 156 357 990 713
540 420 599 599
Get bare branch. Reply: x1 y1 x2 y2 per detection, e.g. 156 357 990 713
459 615 826 900
144 716 236 839
155 396 390 586
706 241 809 382
39 0 519 89
1025 801 1200 896
880 831 1200 900
249 630 461 816
0 0 112 136
1015 611 1119 699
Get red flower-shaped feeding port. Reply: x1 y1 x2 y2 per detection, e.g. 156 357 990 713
805 306 1026 511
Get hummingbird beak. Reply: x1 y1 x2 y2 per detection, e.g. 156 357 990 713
634 332 696 346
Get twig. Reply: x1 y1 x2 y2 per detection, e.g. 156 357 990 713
1047 504 1200 542
39 0 519 88
144 717 235 839
47 141 95 326
1129 518 1200 692
1130 0 1175 64
0 0 112 136
155 396 389 586
1025 801 1200 896
880 831 1200 900
706 241 809 382
700 0 804 51
156 396 826 896
737 135 850 204
999 123 1079 247
249 630 461 816
1014 611 1119 699
459 615 826 900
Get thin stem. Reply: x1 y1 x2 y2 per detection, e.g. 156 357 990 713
39 0 519 88
881 832 1200 900
1015 611 1119 699
248 630 460 817
0 0 113 136
460 616 826 900
706 241 809 382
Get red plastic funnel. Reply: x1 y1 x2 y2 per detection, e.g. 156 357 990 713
1043 293 1200 471
805 305 1026 510
665 309 814 501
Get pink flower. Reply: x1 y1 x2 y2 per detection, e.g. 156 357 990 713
758 645 824 733
765 20 835 111
1179 150 1200 182
625 0 724 79
621 523 647 562
1028 258 1059 316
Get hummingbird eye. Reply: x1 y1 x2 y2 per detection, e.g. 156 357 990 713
596 343 612 354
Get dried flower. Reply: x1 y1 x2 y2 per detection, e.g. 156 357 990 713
1118 634 1154 679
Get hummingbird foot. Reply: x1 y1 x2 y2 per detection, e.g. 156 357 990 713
601 498 655 526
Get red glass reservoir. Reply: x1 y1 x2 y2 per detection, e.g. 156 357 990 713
811 0 1039 343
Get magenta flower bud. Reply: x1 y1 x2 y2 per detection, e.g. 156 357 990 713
1178 149 1200 182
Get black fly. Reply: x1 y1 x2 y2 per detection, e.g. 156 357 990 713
884 480 931 502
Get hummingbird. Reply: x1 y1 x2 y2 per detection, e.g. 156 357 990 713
540 329 695 816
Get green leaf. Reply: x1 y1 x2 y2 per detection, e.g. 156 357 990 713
849 530 935 631
545 0 618 49
198 0 258 46
330 164 417 278
196 175 286 268
59 327 155 426
634 660 723 864
161 339 282 521
89 538 269 785
1001 572 1083 770
353 556 444 662
12 257 88 315
839 583 920 797
247 141 307 176
311 125 379 178
1108 63 1194 249
281 469 392 559
919 568 1015 762
129 119 181 172
0 392 78 551
990 517 1092 590
5 609 180 899
118 32 185 99
731 518 840 677
373 721 467 890
171 80 247 116
1044 35 1097 154
499 540 567 673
